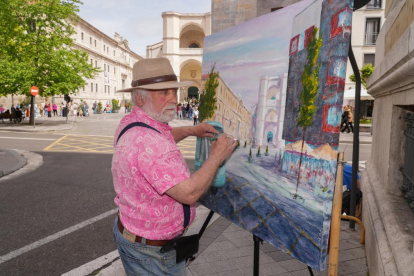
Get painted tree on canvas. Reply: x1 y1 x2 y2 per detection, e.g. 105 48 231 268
199 65 219 123
295 27 323 198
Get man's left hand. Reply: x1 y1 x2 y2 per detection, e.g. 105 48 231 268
193 122 219 138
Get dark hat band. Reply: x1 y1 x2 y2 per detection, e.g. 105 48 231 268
131 74 178 87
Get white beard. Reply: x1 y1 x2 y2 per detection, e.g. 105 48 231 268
142 101 175 124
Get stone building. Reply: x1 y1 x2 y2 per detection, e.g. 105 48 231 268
204 75 251 142
0 18 142 109
61 18 142 106
146 12 211 102
211 0 300 34
250 74 287 148
364 0 414 275
343 0 385 118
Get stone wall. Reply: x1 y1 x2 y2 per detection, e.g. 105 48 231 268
211 0 301 33
365 1 414 275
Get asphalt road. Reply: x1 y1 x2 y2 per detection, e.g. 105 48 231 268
0 151 117 276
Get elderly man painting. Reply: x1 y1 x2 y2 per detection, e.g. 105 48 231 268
113 58 236 275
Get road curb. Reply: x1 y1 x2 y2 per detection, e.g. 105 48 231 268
0 150 43 183
0 149 27 177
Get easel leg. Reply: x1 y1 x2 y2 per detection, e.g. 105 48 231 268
198 210 215 238
307 266 315 276
253 235 263 276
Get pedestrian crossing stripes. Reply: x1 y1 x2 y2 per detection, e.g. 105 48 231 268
43 134 196 158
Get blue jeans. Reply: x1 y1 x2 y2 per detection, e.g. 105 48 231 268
113 218 186 276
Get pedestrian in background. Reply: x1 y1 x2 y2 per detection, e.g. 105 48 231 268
125 102 129 113
92 101 97 114
348 108 354 133
47 103 52 117
84 102 89 116
188 105 193 121
341 106 351 133
193 106 199 125
60 103 64 116
0 105 4 114
53 103 58 117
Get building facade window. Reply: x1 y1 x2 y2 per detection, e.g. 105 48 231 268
365 18 380 45
96 84 98 92
104 64 106 71
90 58 92 65
114 50 115 56
114 87 116 94
114 67 116 74
108 65 110 72
104 45 106 51
95 60 97 67
81 32 84 40
189 43 199 48
367 0 381 9
95 40 96 47
91 83 93 92
90 37 92 44
364 53 375 66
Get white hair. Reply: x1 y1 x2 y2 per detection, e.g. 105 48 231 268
131 89 151 105
132 88 175 124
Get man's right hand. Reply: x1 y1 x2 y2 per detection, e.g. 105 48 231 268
209 133 237 164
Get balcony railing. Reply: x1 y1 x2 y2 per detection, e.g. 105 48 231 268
364 32 378 45
367 0 381 9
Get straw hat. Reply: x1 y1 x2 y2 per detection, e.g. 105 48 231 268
344 106 350 111
117 58 193 92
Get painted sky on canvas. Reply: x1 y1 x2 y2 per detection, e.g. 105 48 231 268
202 0 313 109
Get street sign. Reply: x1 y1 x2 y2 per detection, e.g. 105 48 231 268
30 86 39 96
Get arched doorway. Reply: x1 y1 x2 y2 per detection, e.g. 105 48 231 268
267 131 274 143
188 87 199 99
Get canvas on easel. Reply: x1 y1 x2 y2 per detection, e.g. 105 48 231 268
196 0 353 270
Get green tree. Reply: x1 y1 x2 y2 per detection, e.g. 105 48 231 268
349 63 374 89
199 65 219 123
295 27 322 198
0 0 99 124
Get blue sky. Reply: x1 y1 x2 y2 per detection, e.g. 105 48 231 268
77 0 211 57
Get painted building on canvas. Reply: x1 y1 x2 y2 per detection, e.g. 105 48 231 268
202 75 251 142
250 74 287 148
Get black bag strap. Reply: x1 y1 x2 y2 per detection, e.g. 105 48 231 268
116 121 191 229
116 122 160 144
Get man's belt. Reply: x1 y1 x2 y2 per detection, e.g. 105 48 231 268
117 218 171 246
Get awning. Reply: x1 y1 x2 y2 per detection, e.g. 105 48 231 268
344 88 374 100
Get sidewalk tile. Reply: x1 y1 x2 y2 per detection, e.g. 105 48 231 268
187 267 194 276
200 236 215 246
213 240 237 250
229 237 254 247
261 243 282 253
278 259 308 272
203 243 219 253
201 251 226 262
189 263 217 276
190 255 207 265
218 269 244 276
259 253 275 264
215 233 231 242
267 251 294 262
211 260 237 273
339 240 361 250
231 256 254 268
261 262 288 275
223 230 248 240
207 223 229 233
203 230 222 239
218 248 247 259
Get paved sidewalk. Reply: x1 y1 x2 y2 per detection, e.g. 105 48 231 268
0 149 26 177
338 132 372 144
86 213 367 276
0 115 75 132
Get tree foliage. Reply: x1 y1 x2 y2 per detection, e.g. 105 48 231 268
297 27 323 130
349 63 374 89
198 65 219 123
0 0 99 97
295 27 322 197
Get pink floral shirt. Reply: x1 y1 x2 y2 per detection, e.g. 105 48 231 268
112 106 195 240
